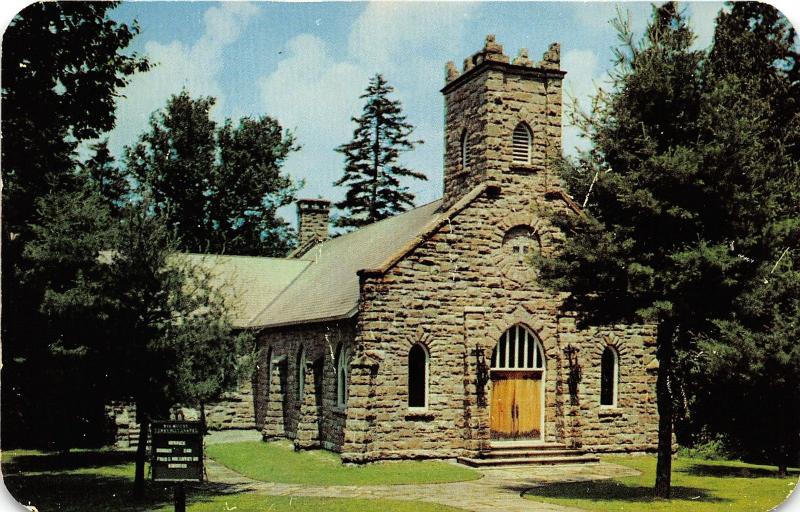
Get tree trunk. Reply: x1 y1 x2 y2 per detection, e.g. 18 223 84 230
654 322 675 499
133 414 149 498
371 120 380 222
200 401 207 435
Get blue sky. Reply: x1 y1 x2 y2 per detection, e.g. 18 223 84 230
55 2 796 224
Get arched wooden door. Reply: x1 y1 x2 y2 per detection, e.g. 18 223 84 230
490 325 545 440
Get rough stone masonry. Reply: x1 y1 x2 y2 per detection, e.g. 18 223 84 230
250 35 660 462
106 36 660 459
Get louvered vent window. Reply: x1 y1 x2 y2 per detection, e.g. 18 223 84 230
461 130 470 169
512 123 532 164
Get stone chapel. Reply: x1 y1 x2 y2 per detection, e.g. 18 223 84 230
246 36 660 464
108 36 660 464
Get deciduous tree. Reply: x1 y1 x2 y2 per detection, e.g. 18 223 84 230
125 91 298 256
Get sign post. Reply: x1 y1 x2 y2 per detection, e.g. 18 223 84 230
151 420 204 512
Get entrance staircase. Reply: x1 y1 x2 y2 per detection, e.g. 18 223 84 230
457 441 599 467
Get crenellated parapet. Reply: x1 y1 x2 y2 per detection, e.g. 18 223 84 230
445 36 562 84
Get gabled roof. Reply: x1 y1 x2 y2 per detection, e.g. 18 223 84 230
250 199 444 328
180 254 310 328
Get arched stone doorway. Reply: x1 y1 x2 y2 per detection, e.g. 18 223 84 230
489 324 545 440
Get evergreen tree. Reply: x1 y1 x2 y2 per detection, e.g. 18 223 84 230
20 185 117 450
537 3 706 497
100 203 252 496
125 90 298 255
1 1 148 448
334 74 426 230
80 139 131 215
684 2 800 474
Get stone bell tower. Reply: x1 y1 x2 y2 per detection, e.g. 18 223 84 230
440 35 565 209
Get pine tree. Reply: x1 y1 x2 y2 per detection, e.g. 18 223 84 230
100 203 252 496
537 3 706 497
125 90 299 256
80 139 130 214
334 74 426 230
1 1 148 448
685 2 800 475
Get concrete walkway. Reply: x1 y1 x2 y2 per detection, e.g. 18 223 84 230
200 436 640 512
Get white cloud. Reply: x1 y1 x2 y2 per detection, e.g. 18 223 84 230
260 34 370 201
104 2 258 159
261 3 476 207
348 2 473 74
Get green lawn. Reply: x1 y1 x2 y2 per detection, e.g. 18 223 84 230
206 440 480 485
2 448 174 511
524 455 799 512
2 447 469 511
156 494 464 512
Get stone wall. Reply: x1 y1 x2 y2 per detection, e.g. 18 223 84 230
255 37 659 462
442 35 564 209
346 186 659 461
105 402 140 449
257 320 355 451
104 381 256 449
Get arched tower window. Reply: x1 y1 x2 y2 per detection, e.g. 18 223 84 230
408 344 429 408
336 344 350 407
512 123 532 164
296 345 305 400
491 324 545 370
600 347 618 406
461 129 470 169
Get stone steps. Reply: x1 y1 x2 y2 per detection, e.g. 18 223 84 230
457 441 599 467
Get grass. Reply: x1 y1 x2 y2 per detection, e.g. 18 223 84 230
524 455 799 512
206 440 480 485
2 448 176 511
156 494 464 512
2 447 469 511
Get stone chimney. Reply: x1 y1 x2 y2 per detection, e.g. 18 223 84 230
296 199 331 247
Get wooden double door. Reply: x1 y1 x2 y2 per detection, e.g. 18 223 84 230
490 371 542 440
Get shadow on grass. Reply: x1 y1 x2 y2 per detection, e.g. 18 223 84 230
3 450 245 512
3 449 137 475
522 480 729 504
684 463 799 479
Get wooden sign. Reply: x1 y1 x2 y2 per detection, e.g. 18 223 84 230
151 420 204 482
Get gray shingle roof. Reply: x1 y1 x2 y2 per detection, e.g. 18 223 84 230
180 254 310 328
250 199 443 328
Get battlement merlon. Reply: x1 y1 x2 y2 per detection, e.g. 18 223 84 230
443 36 565 90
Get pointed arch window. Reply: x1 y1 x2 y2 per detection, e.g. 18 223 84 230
600 347 618 407
461 129 471 169
336 344 350 408
491 324 545 370
265 346 273 396
296 345 306 400
512 123 532 164
408 344 429 409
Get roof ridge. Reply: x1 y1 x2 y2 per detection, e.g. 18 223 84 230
328 198 443 242
245 258 315 328
179 252 295 262
359 183 490 277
